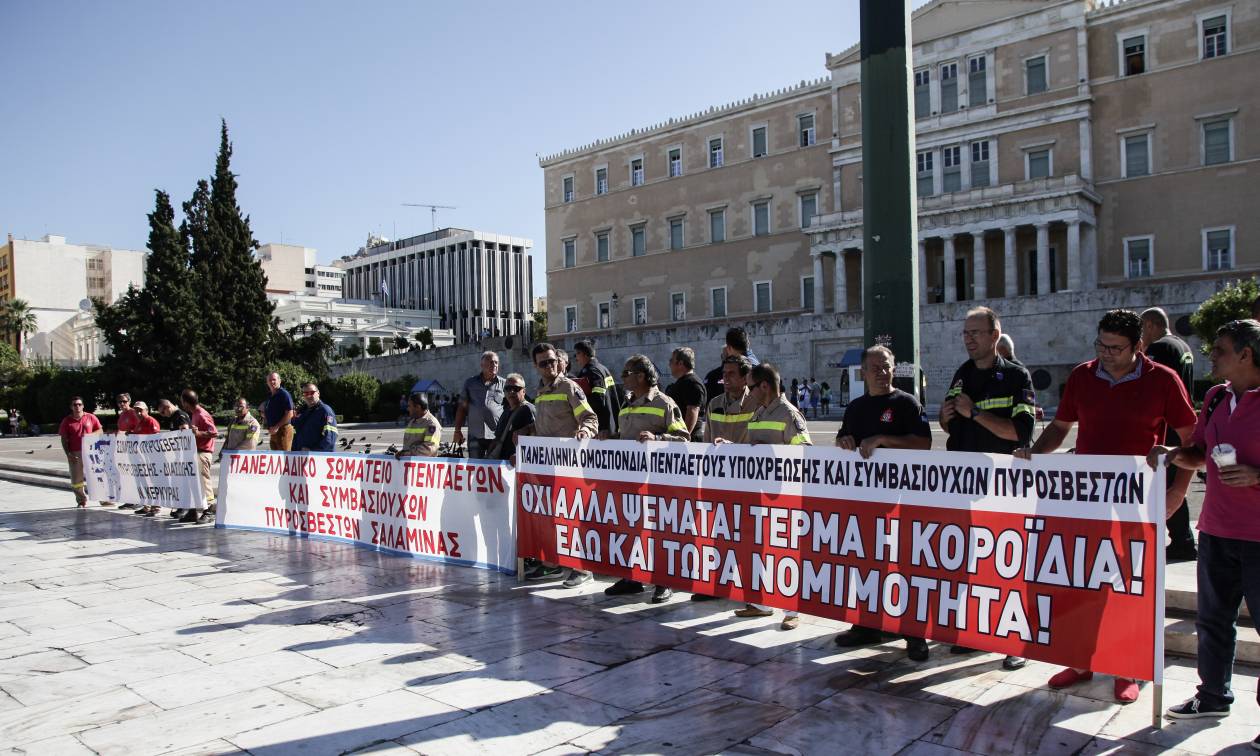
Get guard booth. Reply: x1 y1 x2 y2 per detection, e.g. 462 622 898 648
827 348 865 406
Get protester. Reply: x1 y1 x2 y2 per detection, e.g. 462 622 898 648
264 372 295 451
152 400 191 519
58 396 101 508
132 401 161 435
605 355 689 603
666 347 706 441
573 340 620 440
734 362 812 629
1154 320 1260 728
1024 309 1196 702
522 342 598 585
940 305 1034 670
996 334 1021 366
180 389 219 524
115 393 139 434
489 373 535 460
1141 307 1198 561
292 382 339 453
704 327 760 406
832 345 933 660
453 351 505 459
397 392 441 457
705 355 755 444
223 398 261 452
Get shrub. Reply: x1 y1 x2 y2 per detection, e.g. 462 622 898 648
322 372 380 421
251 360 316 406
1191 277 1259 353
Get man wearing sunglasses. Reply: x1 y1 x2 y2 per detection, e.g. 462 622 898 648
1024 309 1197 703
109 393 138 509
488 374 534 460
292 383 339 454
59 396 102 508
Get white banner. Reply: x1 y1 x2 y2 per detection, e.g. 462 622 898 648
217 450 518 574
83 430 206 510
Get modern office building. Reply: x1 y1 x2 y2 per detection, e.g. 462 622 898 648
258 243 345 299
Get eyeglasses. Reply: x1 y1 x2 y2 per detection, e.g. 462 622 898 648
1093 339 1132 356
962 329 992 339
506 385 524 393
536 358 557 369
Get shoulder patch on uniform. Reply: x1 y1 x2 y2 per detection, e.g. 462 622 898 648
1022 388 1036 404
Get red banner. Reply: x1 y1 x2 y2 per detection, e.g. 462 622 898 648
516 438 1164 682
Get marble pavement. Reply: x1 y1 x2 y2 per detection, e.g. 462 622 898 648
0 479 1255 756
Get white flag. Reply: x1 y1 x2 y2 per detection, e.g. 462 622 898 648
380 278 390 298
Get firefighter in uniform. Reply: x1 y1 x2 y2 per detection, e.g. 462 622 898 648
398 392 442 457
292 382 340 452
606 354 689 603
733 361 813 628
223 398 262 452
940 306 1035 670
704 355 756 444
523 342 599 586
573 340 621 439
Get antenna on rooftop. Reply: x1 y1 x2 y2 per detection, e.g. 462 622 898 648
401 203 457 232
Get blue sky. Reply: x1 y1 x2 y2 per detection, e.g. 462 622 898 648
0 0 878 294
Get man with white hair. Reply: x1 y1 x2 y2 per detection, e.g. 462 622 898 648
996 334 1021 366
453 351 505 459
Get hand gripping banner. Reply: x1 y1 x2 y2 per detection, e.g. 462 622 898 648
516 438 1165 682
83 430 205 510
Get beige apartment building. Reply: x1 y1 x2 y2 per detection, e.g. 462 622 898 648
540 0 1256 354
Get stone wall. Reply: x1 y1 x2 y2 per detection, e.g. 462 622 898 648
333 280 1225 409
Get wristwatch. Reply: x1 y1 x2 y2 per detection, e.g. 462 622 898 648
970 406 980 419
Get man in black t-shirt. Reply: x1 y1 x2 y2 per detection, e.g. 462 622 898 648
833 345 933 660
666 347 707 441
1141 307 1198 560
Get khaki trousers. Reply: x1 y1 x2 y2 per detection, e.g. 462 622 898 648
269 424 293 451
66 451 87 505
197 451 214 510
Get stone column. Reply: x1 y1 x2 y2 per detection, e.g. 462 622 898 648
972 231 987 300
943 235 957 303
1004 227 1017 297
1066 220 1082 292
1035 223 1050 296
812 252 826 315
853 248 863 310
918 240 929 304
1083 223 1098 290
834 250 848 312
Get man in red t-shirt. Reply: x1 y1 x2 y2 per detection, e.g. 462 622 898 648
115 393 139 434
58 396 103 508
1024 309 1197 703
179 389 218 524
132 402 161 435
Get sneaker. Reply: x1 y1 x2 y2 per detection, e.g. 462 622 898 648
690 593 718 602
651 585 672 603
1115 678 1140 704
179 509 200 524
906 637 930 662
562 570 593 588
1003 656 1027 670
1048 668 1093 689
834 625 886 647
604 578 644 596
1166 696 1230 720
196 511 214 525
118 503 137 510
1167 542 1198 563
734 605 774 618
524 563 562 581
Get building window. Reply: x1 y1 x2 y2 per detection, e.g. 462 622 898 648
671 292 686 322
711 287 727 318
595 167 608 195
631 225 646 257
801 276 815 310
798 114 816 147
563 238 576 268
942 146 962 192
913 69 930 118
916 150 934 196
1125 237 1153 278
753 201 770 236
633 296 648 325
596 232 609 262
598 301 611 329
562 176 574 203
668 147 683 177
1202 14 1228 59
630 158 644 187
709 137 724 168
939 62 958 113
800 193 818 229
565 306 577 333
1026 56 1048 95
1204 227 1234 271
1203 119 1232 165
751 126 768 158
970 140 991 188
1027 148 1052 180
1123 133 1150 177
968 55 987 107
669 218 684 250
754 281 772 313
1122 35 1147 76
710 209 726 243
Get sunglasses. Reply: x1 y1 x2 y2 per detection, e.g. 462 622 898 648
506 385 524 392
302 390 318 396
536 358 557 368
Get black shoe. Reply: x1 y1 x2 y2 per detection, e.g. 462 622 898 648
142 507 159 518
1003 655 1027 670
196 511 214 524
1166 696 1230 719
179 510 200 523
834 626 886 647
604 578 644 596
118 503 137 510
170 508 184 519
950 645 977 654
525 564 564 581
1167 542 1198 563
690 593 719 602
906 637 930 662
651 586 672 603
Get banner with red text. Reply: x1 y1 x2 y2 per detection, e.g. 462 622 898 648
83 430 205 510
516 438 1165 681
219 451 517 574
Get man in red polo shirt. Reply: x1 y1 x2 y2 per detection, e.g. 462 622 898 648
58 396 102 508
1024 309 1197 703
179 389 218 524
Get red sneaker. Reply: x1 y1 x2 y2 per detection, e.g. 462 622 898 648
1048 668 1093 689
1114 678 1140 703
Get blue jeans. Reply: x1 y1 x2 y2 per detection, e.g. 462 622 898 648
1196 532 1260 708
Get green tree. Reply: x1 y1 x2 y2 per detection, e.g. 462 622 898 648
0 298 38 353
366 337 384 358
531 309 547 342
322 372 380 421
343 343 363 361
391 335 410 352
1191 277 1259 352
414 328 434 350
275 320 336 381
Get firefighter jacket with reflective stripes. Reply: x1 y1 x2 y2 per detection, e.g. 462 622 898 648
576 358 621 435
292 401 339 452
943 355 1035 453
704 388 757 443
534 375 599 438
747 395 812 446
400 412 441 457
617 387 689 441
223 413 261 451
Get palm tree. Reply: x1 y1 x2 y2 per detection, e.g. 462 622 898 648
0 299 37 354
